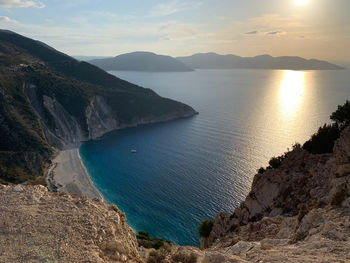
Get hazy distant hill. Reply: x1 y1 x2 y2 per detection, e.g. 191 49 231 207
177 52 343 70
74 56 111 62
89 52 194 72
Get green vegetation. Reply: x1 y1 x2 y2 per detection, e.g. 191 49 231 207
0 30 195 184
303 124 341 154
257 101 350 176
303 100 350 154
136 231 170 250
198 219 214 238
330 100 350 129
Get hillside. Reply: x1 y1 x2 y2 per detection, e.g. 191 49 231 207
0 107 349 262
0 184 142 262
177 52 343 70
0 30 197 184
89 52 194 72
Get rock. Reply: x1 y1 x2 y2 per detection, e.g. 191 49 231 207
204 125 350 263
13 185 24 192
0 186 142 263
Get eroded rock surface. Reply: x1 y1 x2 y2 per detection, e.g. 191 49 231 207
0 185 142 263
194 126 350 262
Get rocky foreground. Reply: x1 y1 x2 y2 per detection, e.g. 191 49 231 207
1 131 350 262
0 185 142 263
194 126 350 262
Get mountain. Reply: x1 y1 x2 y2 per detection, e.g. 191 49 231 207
89 51 194 72
177 52 344 70
0 30 197 184
74 55 111 62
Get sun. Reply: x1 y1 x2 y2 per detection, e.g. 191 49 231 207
294 0 309 6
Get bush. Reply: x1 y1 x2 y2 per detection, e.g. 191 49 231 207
172 252 197 263
268 156 285 169
303 123 340 154
257 167 265 174
303 101 350 154
198 220 214 238
137 231 169 250
137 231 151 240
330 100 350 129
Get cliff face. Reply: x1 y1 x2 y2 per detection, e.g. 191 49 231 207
0 30 197 183
192 126 350 262
0 184 142 263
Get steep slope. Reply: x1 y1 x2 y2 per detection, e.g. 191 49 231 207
0 184 142 263
177 52 343 70
138 106 350 263
0 30 197 184
89 52 194 72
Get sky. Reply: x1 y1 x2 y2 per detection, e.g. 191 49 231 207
0 0 349 62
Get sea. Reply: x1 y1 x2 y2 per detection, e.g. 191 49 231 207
80 68 350 246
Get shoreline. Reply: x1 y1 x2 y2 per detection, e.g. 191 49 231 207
49 147 103 199
47 114 198 200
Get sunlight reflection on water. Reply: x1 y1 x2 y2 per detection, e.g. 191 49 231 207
279 70 305 116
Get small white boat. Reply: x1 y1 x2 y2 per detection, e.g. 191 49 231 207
131 149 137 153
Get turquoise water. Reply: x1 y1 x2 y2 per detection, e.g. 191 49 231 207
80 69 350 246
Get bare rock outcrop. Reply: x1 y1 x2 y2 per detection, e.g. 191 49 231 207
0 185 142 263
194 126 350 262
86 96 118 140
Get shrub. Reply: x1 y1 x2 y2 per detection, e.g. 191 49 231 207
303 123 340 154
172 252 197 263
198 220 214 238
153 239 164 250
257 167 265 174
303 101 350 154
137 231 169 250
137 231 151 240
330 100 350 129
268 156 285 169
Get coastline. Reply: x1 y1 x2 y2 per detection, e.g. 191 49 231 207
49 147 103 199
46 114 198 201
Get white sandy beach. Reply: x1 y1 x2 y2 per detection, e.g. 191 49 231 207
52 148 102 199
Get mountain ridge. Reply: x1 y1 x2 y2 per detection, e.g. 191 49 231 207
89 51 194 72
0 30 197 184
177 52 344 70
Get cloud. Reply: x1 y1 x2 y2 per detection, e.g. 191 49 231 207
266 31 285 35
0 16 16 23
149 0 201 17
245 30 258 35
0 0 45 8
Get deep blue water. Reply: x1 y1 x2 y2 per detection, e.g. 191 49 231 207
80 69 350 246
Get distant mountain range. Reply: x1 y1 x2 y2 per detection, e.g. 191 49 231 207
89 52 194 72
74 56 111 62
177 53 343 70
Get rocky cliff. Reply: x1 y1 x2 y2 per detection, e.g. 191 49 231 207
0 184 142 263
191 125 350 262
2 121 349 263
0 30 197 183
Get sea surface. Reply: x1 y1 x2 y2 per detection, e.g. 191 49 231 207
80 69 350 246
